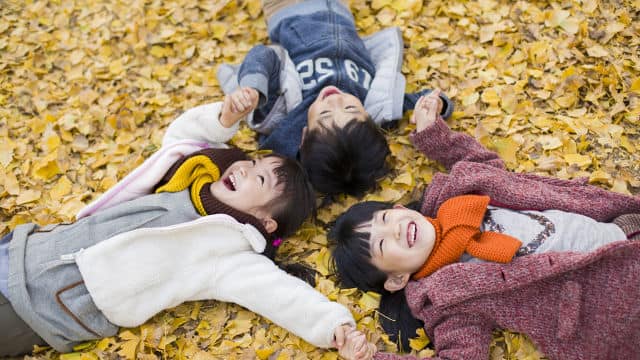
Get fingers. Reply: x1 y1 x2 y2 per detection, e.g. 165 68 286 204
346 331 367 359
244 87 258 105
413 93 442 132
333 326 345 349
423 94 441 115
337 328 370 360
229 87 258 113
230 92 247 113
411 95 427 124
220 94 243 128
427 88 442 99
426 98 439 114
365 343 377 359
425 89 443 114
334 324 353 349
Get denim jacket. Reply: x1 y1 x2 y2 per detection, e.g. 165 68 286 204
217 0 453 158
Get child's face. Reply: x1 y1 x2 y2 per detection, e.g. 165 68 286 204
210 157 283 221
307 86 368 131
360 205 436 276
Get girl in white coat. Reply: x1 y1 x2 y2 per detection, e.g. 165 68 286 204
0 91 356 356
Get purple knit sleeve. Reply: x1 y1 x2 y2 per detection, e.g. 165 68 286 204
374 352 423 360
410 118 505 172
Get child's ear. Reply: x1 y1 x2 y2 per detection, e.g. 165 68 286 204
383 273 410 292
300 126 308 148
261 217 278 234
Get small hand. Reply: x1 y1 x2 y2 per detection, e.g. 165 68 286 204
338 329 376 360
333 324 353 349
410 89 443 132
220 87 259 127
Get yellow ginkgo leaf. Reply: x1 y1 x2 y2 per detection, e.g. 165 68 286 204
409 328 430 351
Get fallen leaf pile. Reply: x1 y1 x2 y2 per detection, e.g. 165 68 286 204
1 0 638 359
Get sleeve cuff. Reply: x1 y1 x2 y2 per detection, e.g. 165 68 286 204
239 73 270 106
410 117 449 148
439 93 454 119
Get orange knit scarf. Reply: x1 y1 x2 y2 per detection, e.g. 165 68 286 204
412 194 522 280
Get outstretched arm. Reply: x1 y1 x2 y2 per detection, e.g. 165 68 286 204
162 92 258 147
162 102 235 146
214 252 355 348
410 91 504 171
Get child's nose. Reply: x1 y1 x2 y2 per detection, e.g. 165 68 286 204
326 94 343 107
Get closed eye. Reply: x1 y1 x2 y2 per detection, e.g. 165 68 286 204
379 238 384 256
382 211 387 223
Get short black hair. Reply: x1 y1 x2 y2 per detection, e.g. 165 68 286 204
261 153 318 284
262 154 316 243
299 118 390 198
329 201 425 352
329 201 391 291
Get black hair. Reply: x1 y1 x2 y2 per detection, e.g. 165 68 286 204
260 153 318 284
329 201 425 351
299 118 390 198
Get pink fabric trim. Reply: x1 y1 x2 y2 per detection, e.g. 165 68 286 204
76 140 210 219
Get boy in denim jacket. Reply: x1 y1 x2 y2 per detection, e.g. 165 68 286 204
217 0 454 198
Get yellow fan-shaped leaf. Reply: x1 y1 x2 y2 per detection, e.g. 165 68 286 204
409 327 430 351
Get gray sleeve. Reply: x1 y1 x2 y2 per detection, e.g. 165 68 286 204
238 45 282 106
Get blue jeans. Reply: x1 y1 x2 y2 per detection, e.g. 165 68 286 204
0 231 12 298
266 0 354 38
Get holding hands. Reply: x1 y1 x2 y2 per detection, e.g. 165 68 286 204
410 89 443 132
220 87 259 127
335 325 376 360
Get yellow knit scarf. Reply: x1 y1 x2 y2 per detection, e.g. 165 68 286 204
155 155 220 216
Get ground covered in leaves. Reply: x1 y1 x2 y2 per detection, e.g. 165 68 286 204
1 0 639 359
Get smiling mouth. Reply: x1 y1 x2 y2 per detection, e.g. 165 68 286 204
222 174 237 191
407 222 417 248
321 86 342 100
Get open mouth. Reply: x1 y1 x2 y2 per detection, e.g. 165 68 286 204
222 174 237 191
321 86 342 100
406 222 417 248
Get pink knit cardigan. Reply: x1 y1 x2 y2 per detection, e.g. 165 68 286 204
373 120 640 359
374 240 640 360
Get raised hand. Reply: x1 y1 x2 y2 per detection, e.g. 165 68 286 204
410 89 443 132
220 87 259 128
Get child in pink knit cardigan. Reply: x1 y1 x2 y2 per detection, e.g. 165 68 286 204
331 91 640 359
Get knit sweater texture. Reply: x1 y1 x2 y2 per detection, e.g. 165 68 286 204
374 240 640 360
413 195 521 280
413 118 640 222
372 118 640 359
